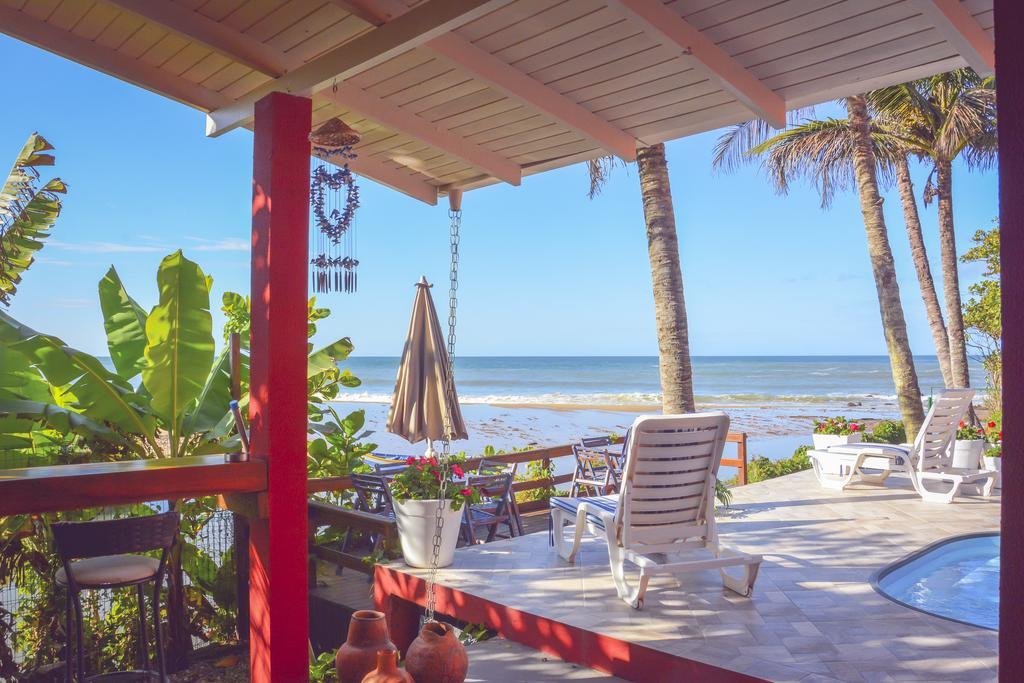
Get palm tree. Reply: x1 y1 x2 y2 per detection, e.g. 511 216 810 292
868 69 997 389
588 145 695 413
893 153 953 387
712 97 925 437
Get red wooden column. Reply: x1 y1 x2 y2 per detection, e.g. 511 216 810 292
997 1 1023 680
248 91 312 682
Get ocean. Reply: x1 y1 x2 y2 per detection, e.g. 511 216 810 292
330 355 985 469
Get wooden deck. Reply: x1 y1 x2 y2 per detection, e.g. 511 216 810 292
372 471 1000 682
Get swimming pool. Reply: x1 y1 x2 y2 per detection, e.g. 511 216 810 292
875 533 999 630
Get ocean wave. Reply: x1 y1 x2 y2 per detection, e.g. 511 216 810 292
333 390 914 407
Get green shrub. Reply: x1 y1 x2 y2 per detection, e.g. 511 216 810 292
745 445 812 484
866 420 906 444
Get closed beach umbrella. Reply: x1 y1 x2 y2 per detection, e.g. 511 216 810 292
387 277 467 450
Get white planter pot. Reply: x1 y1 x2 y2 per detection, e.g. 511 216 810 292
953 439 985 470
393 499 463 568
812 433 862 450
983 455 1002 489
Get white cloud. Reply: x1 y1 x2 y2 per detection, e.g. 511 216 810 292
48 239 165 253
46 235 250 254
184 236 249 252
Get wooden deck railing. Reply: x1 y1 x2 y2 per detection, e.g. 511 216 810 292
307 432 749 510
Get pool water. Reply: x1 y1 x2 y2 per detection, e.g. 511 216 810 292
876 534 999 630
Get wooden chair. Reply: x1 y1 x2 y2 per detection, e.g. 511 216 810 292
338 474 397 569
476 459 524 535
570 436 624 496
52 511 180 682
461 472 516 544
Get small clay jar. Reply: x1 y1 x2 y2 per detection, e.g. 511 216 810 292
336 610 398 683
404 621 468 683
361 650 414 683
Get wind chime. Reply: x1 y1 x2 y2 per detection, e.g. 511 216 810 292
309 118 361 293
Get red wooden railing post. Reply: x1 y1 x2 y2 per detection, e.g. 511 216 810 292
248 91 312 683
997 2 1023 678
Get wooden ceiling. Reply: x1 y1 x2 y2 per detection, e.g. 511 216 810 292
0 0 995 204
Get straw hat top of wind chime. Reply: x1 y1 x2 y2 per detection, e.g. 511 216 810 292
309 118 362 294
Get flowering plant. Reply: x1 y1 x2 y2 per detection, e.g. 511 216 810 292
956 421 987 440
813 416 861 435
389 454 481 510
984 414 1003 456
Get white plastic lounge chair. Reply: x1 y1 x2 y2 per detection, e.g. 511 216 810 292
809 389 997 503
549 412 762 609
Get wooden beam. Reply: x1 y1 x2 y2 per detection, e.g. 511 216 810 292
322 84 521 184
605 0 787 129
0 4 230 112
323 150 439 205
248 92 313 683
427 35 638 160
916 0 995 76
102 0 287 77
207 0 510 136
0 456 266 516
329 0 637 161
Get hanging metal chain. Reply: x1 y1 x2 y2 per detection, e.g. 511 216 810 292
424 206 460 623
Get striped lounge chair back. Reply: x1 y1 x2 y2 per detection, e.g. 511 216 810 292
913 389 975 472
617 412 730 549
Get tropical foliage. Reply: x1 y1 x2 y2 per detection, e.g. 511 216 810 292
0 250 370 676
0 133 66 307
962 224 1001 410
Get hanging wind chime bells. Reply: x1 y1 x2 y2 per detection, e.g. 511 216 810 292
309 117 361 294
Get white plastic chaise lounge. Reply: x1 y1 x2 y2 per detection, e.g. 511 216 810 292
549 412 762 609
809 389 997 504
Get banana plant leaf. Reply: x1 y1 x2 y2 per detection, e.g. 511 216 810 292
0 310 156 440
142 251 215 452
181 347 233 439
0 343 50 402
307 337 353 378
0 133 66 306
0 398 131 448
98 265 148 379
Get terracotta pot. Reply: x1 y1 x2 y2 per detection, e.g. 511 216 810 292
336 610 398 683
405 621 468 683
361 650 414 683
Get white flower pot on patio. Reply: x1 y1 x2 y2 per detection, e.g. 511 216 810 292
812 433 862 450
393 499 463 568
953 439 985 470
983 456 1002 489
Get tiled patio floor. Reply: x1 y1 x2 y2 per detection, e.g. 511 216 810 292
384 470 1000 682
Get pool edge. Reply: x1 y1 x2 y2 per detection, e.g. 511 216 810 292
870 531 1000 632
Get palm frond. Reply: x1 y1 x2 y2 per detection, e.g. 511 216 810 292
586 155 620 199
0 133 66 306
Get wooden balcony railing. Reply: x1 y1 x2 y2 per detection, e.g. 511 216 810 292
307 432 749 511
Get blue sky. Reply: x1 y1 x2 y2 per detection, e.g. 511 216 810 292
1 35 998 358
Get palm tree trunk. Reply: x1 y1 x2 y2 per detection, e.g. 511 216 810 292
935 159 971 388
846 97 925 438
895 155 953 387
636 143 695 413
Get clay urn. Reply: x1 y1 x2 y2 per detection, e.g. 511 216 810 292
361 650 414 683
404 621 468 683
336 610 398 683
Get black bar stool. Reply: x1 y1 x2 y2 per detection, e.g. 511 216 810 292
51 511 180 682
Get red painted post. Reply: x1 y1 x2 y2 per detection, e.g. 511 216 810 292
248 91 312 683
997 2 1023 680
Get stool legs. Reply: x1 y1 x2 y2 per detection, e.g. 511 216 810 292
153 581 167 682
64 591 73 683
136 584 149 672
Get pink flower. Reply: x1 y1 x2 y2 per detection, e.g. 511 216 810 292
850 423 860 432
406 456 416 466
959 421 966 428
988 421 997 429
460 487 472 497
452 464 464 478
